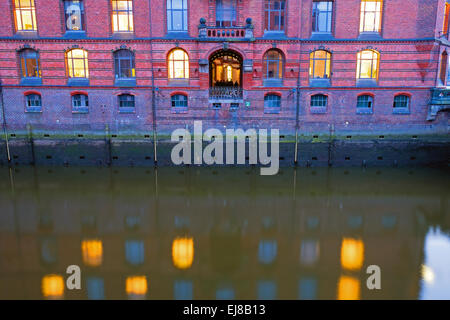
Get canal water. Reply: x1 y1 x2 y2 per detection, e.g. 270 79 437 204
0 166 449 300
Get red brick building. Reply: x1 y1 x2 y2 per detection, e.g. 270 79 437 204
0 0 449 139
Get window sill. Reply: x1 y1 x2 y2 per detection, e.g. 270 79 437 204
356 108 373 115
68 78 89 86
264 108 280 114
263 30 287 39
358 32 382 40
309 78 331 88
119 107 135 114
64 30 86 39
392 108 410 115
14 31 38 39
111 32 135 39
171 107 188 114
115 78 136 87
310 106 327 114
263 79 283 87
25 107 42 113
356 79 377 87
166 31 190 39
310 32 334 40
168 79 190 86
72 107 89 114
20 78 42 86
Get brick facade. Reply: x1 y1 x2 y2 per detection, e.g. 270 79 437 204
0 0 449 138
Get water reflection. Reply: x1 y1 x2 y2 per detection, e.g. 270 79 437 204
0 166 449 300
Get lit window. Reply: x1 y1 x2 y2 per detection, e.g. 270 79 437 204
263 49 283 79
20 49 40 78
393 95 410 109
26 93 42 112
126 276 147 299
112 0 134 32
64 0 85 31
168 49 189 79
264 94 281 108
82 239 103 267
114 49 135 79
337 276 360 300
356 50 379 80
42 275 64 299
359 0 383 33
72 94 89 111
310 50 331 79
265 0 285 31
312 1 333 33
311 94 328 108
167 0 188 31
119 94 135 109
171 94 188 108
340 238 364 271
66 49 89 78
440 51 448 85
14 0 37 31
172 237 194 269
216 0 237 27
444 3 450 35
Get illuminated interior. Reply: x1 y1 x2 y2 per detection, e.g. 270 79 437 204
42 274 64 299
112 0 134 32
14 0 37 31
356 50 379 79
337 275 360 300
309 50 331 79
168 49 189 79
126 276 148 298
67 49 89 78
210 53 241 86
359 0 383 33
172 237 194 269
340 238 364 271
82 239 103 267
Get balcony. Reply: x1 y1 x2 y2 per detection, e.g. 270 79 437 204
209 86 243 101
198 18 254 41
428 88 450 121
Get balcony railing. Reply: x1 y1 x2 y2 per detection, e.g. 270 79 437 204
198 17 254 40
209 86 243 100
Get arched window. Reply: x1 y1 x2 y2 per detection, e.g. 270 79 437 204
119 94 135 109
26 93 42 112
14 0 37 31
64 0 85 31
167 0 188 31
264 0 286 31
114 50 135 79
312 1 333 33
264 94 281 108
168 49 189 79
72 94 89 112
216 0 237 27
263 50 283 79
311 94 328 108
20 49 40 78
440 51 448 85
309 50 331 79
356 50 379 80
66 49 89 78
357 95 373 109
359 0 383 33
171 94 188 108
111 0 134 32
393 95 410 109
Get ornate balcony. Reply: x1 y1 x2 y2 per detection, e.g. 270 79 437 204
198 18 254 41
209 86 243 100
428 88 450 120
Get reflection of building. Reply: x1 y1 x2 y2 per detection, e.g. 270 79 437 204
0 167 447 299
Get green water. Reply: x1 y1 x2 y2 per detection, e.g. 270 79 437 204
0 166 449 300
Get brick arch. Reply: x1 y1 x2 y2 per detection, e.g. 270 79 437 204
264 92 282 98
23 90 41 96
204 45 246 61
70 91 88 96
170 91 188 97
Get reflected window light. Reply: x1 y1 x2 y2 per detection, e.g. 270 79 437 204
298 277 317 300
42 274 64 299
347 215 363 229
40 238 57 264
340 238 364 271
382 215 397 229
87 277 105 300
82 239 103 267
125 240 144 265
126 276 148 299
337 275 360 300
172 237 194 270
258 240 277 265
174 280 193 300
257 280 277 300
216 285 235 300
300 239 320 266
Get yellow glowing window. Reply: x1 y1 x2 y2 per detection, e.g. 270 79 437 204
66 49 89 78
42 274 64 299
444 3 450 34
356 50 379 80
360 0 382 33
14 0 37 31
309 50 331 79
112 0 134 32
126 276 148 297
172 237 194 269
340 238 364 271
337 275 360 300
168 49 189 79
82 239 103 267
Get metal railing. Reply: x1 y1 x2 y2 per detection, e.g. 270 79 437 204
209 86 243 100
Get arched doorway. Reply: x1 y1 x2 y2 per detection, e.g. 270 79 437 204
209 50 243 99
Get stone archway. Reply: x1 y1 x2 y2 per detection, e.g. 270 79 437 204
209 49 243 99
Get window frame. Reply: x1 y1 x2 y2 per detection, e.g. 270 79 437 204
13 0 37 32
25 93 42 112
171 94 188 108
66 48 89 79
111 0 134 33
263 49 284 80
393 94 411 114
309 50 331 79
72 93 89 113
19 49 41 79
216 0 237 27
359 0 383 33
118 93 135 112
264 93 281 111
167 0 188 32
356 94 374 114
167 48 189 80
64 0 85 32
114 49 136 79
356 49 379 80
310 94 328 108
264 0 286 32
312 1 333 34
